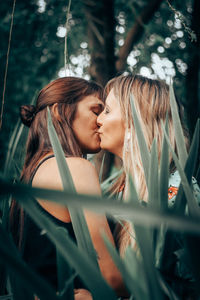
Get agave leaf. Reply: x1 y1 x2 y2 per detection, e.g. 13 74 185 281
157 274 180 300
0 295 13 300
169 83 188 169
56 228 74 299
162 123 200 217
102 232 147 299
128 175 139 204
0 224 58 300
1 177 200 235
14 194 117 300
99 152 106 183
155 121 199 271
159 117 169 211
130 94 150 187
124 246 148 299
174 119 200 213
3 120 23 176
47 107 98 267
101 168 123 195
148 139 159 209
133 224 164 299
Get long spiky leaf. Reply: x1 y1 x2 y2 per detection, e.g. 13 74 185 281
15 194 117 300
162 123 200 217
2 177 200 235
159 116 169 211
169 83 188 168
130 94 150 187
47 107 98 266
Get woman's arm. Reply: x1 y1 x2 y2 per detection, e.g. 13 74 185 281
32 156 128 296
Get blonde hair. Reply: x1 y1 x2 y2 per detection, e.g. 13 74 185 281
105 74 189 254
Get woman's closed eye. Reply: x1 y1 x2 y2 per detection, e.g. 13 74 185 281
92 109 101 116
92 105 104 116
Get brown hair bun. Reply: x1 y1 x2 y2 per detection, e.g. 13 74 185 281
20 105 36 127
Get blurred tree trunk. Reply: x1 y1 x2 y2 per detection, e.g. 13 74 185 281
83 0 116 86
185 0 200 137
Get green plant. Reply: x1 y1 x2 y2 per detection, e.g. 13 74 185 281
0 84 200 299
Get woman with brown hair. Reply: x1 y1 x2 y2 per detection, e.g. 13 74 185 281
10 76 125 299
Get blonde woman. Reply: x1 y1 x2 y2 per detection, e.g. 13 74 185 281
97 74 191 252
97 74 200 299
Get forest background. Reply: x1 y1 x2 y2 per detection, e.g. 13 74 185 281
0 0 199 178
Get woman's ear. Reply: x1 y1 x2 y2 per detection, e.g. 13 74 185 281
51 103 61 121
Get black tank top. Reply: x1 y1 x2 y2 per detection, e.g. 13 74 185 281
22 155 85 290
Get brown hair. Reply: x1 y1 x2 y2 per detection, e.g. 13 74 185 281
105 74 189 254
10 76 103 247
21 77 103 182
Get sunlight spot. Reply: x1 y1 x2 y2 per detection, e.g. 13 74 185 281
116 25 125 34
158 46 165 53
80 42 88 49
140 67 152 77
37 0 46 13
165 37 172 44
176 30 184 38
179 42 186 49
57 26 66 38
118 39 124 46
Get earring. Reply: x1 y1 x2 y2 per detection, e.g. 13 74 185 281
125 131 131 152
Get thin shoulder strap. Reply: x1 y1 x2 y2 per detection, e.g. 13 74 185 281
29 154 55 184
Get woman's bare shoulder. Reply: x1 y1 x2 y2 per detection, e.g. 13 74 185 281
66 157 101 195
66 157 97 175
32 156 100 194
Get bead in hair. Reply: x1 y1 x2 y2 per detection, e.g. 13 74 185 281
20 105 36 127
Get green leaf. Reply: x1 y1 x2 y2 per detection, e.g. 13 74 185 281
169 83 188 169
162 123 200 217
56 228 74 299
124 246 148 299
174 119 200 213
47 107 98 267
99 152 106 183
1 177 200 235
159 116 169 211
155 121 200 274
128 174 139 204
101 168 123 195
14 194 117 300
133 224 164 299
3 121 24 177
148 139 159 208
102 233 147 299
130 94 150 187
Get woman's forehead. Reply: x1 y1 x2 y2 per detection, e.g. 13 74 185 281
80 95 104 107
105 89 117 105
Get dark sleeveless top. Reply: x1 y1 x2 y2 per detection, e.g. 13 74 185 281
21 155 85 290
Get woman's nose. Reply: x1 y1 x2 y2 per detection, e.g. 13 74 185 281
97 112 103 127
